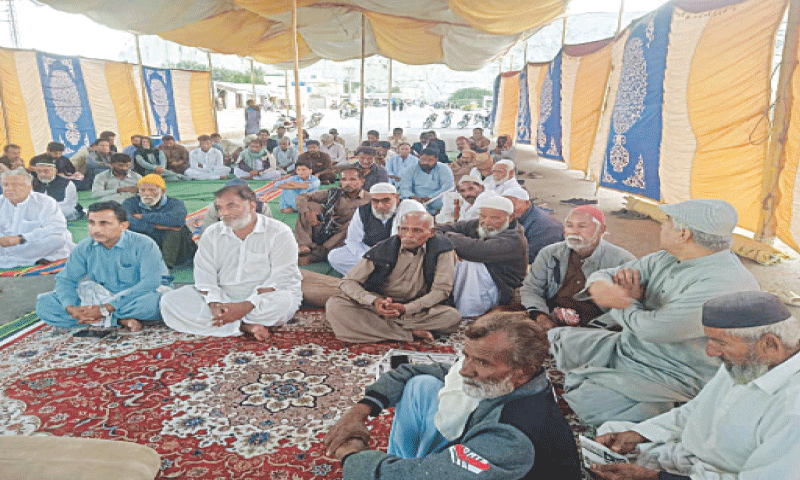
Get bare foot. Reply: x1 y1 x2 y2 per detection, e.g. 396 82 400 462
118 318 143 332
241 323 272 341
298 245 312 255
534 316 558 331
411 329 435 344
280 207 296 214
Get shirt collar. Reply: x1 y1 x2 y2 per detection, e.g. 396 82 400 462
92 229 129 250
140 195 168 210
751 350 800 394
220 213 267 238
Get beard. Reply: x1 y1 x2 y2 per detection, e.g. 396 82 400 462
140 194 162 206
372 205 397 222
37 174 55 183
565 230 601 253
222 212 253 230
724 350 770 385
478 221 509 239
462 374 515 399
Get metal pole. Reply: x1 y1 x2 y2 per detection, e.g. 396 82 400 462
387 59 392 131
284 71 289 115
292 0 304 154
135 34 153 136
207 52 219 134
359 13 366 144
616 0 626 35
561 16 567 46
250 59 257 103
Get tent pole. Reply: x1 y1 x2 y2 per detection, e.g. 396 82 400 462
0 58 11 147
292 0 304 154
135 34 152 136
250 59 256 104
756 0 800 242
616 0 625 35
561 16 567 47
359 13 366 144
387 58 392 132
207 52 219 134
284 71 289 115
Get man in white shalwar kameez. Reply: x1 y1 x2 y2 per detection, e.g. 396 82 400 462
434 175 486 224
0 170 74 268
161 184 301 340
481 160 518 196
590 291 800 480
550 199 760 426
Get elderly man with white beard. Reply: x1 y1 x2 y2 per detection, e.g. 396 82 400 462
122 174 196 269
161 184 302 341
482 160 518 196
436 196 528 318
521 206 635 330
323 312 582 480
31 159 83 221
589 291 800 480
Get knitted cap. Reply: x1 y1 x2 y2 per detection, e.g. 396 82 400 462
503 187 530 201
458 174 484 186
369 182 397 195
570 205 605 225
658 199 737 236
476 195 513 214
138 174 166 190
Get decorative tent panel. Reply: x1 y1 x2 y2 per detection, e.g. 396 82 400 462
776 7 800 250
493 71 521 139
536 52 563 161
39 0 568 70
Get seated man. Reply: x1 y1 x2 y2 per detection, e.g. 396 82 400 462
161 184 302 341
376 141 396 167
157 135 190 175
399 148 454 214
294 166 369 265
591 291 800 480
198 179 272 238
366 129 380 147
298 140 336 185
483 159 518 195
450 148 477 185
32 160 83 221
503 187 563 263
37 201 167 332
91 153 142 204
385 142 418 186
275 161 320 214
274 137 298 174
388 127 407 151
29 142 77 179
122 174 196 268
0 169 74 268
233 138 279 180
321 133 347 166
257 128 278 154
436 196 527 318
80 138 115 190
134 136 184 182
521 206 636 329
0 144 25 173
427 130 449 164
326 211 460 343
435 174 486 224
121 134 141 158
469 127 489 149
324 312 582 479
330 127 346 149
411 132 430 157
355 146 389 191
469 152 494 182
328 183 426 275
185 135 230 180
550 199 760 426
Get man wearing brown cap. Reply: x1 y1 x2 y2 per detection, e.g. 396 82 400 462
590 291 800 480
549 199 760 426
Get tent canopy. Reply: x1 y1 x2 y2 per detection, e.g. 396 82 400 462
38 0 567 70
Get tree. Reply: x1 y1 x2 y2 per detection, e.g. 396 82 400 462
448 87 492 107
165 60 268 85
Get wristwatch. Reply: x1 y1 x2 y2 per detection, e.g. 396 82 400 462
17 235 26 244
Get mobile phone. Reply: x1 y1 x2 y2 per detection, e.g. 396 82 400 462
73 329 114 338
390 355 410 369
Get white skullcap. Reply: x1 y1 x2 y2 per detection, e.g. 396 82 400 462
369 182 397 195
458 174 484 186
496 159 515 170
503 187 529 201
391 199 427 235
476 195 514 214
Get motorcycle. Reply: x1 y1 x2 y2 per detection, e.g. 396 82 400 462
457 113 471 128
273 114 297 132
473 112 490 128
306 111 324 128
440 110 453 128
422 112 438 129
339 107 358 119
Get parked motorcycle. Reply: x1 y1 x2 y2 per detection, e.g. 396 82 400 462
423 112 438 129
273 114 297 132
339 107 358 119
440 110 453 128
306 111 324 128
457 113 471 128
473 112 490 128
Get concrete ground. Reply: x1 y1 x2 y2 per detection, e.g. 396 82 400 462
4 143 799 326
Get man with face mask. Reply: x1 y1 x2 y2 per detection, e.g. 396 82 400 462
521 206 635 330
122 174 196 268
32 160 83 221
590 292 800 480
324 312 582 480
399 148 454 215
293 166 370 265
328 183 426 275
436 196 528 318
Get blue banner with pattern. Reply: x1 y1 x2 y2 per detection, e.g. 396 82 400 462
536 52 562 160
600 5 673 200
36 52 96 157
489 74 500 134
515 67 531 144
142 66 180 140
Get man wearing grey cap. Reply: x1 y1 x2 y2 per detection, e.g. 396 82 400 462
590 291 800 480
549 199 760 426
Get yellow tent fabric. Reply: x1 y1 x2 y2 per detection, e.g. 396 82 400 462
449 0 566 35
776 11 800 251
495 71 520 140
104 62 147 146
190 71 216 137
364 12 443 65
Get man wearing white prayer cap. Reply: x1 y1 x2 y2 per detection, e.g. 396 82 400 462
436 195 528 317
326 210 460 343
502 186 563 263
591 291 800 480
328 182 425 275
435 174 486 224
548 198 760 426
483 159 518 196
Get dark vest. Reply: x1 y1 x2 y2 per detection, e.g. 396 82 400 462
499 370 583 480
33 175 71 202
362 234 453 299
358 203 394 247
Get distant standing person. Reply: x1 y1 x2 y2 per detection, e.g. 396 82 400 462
245 99 261 136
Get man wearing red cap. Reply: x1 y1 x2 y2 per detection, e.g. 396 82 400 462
521 206 635 329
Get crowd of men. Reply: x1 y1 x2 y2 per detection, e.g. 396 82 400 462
1 123 797 480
